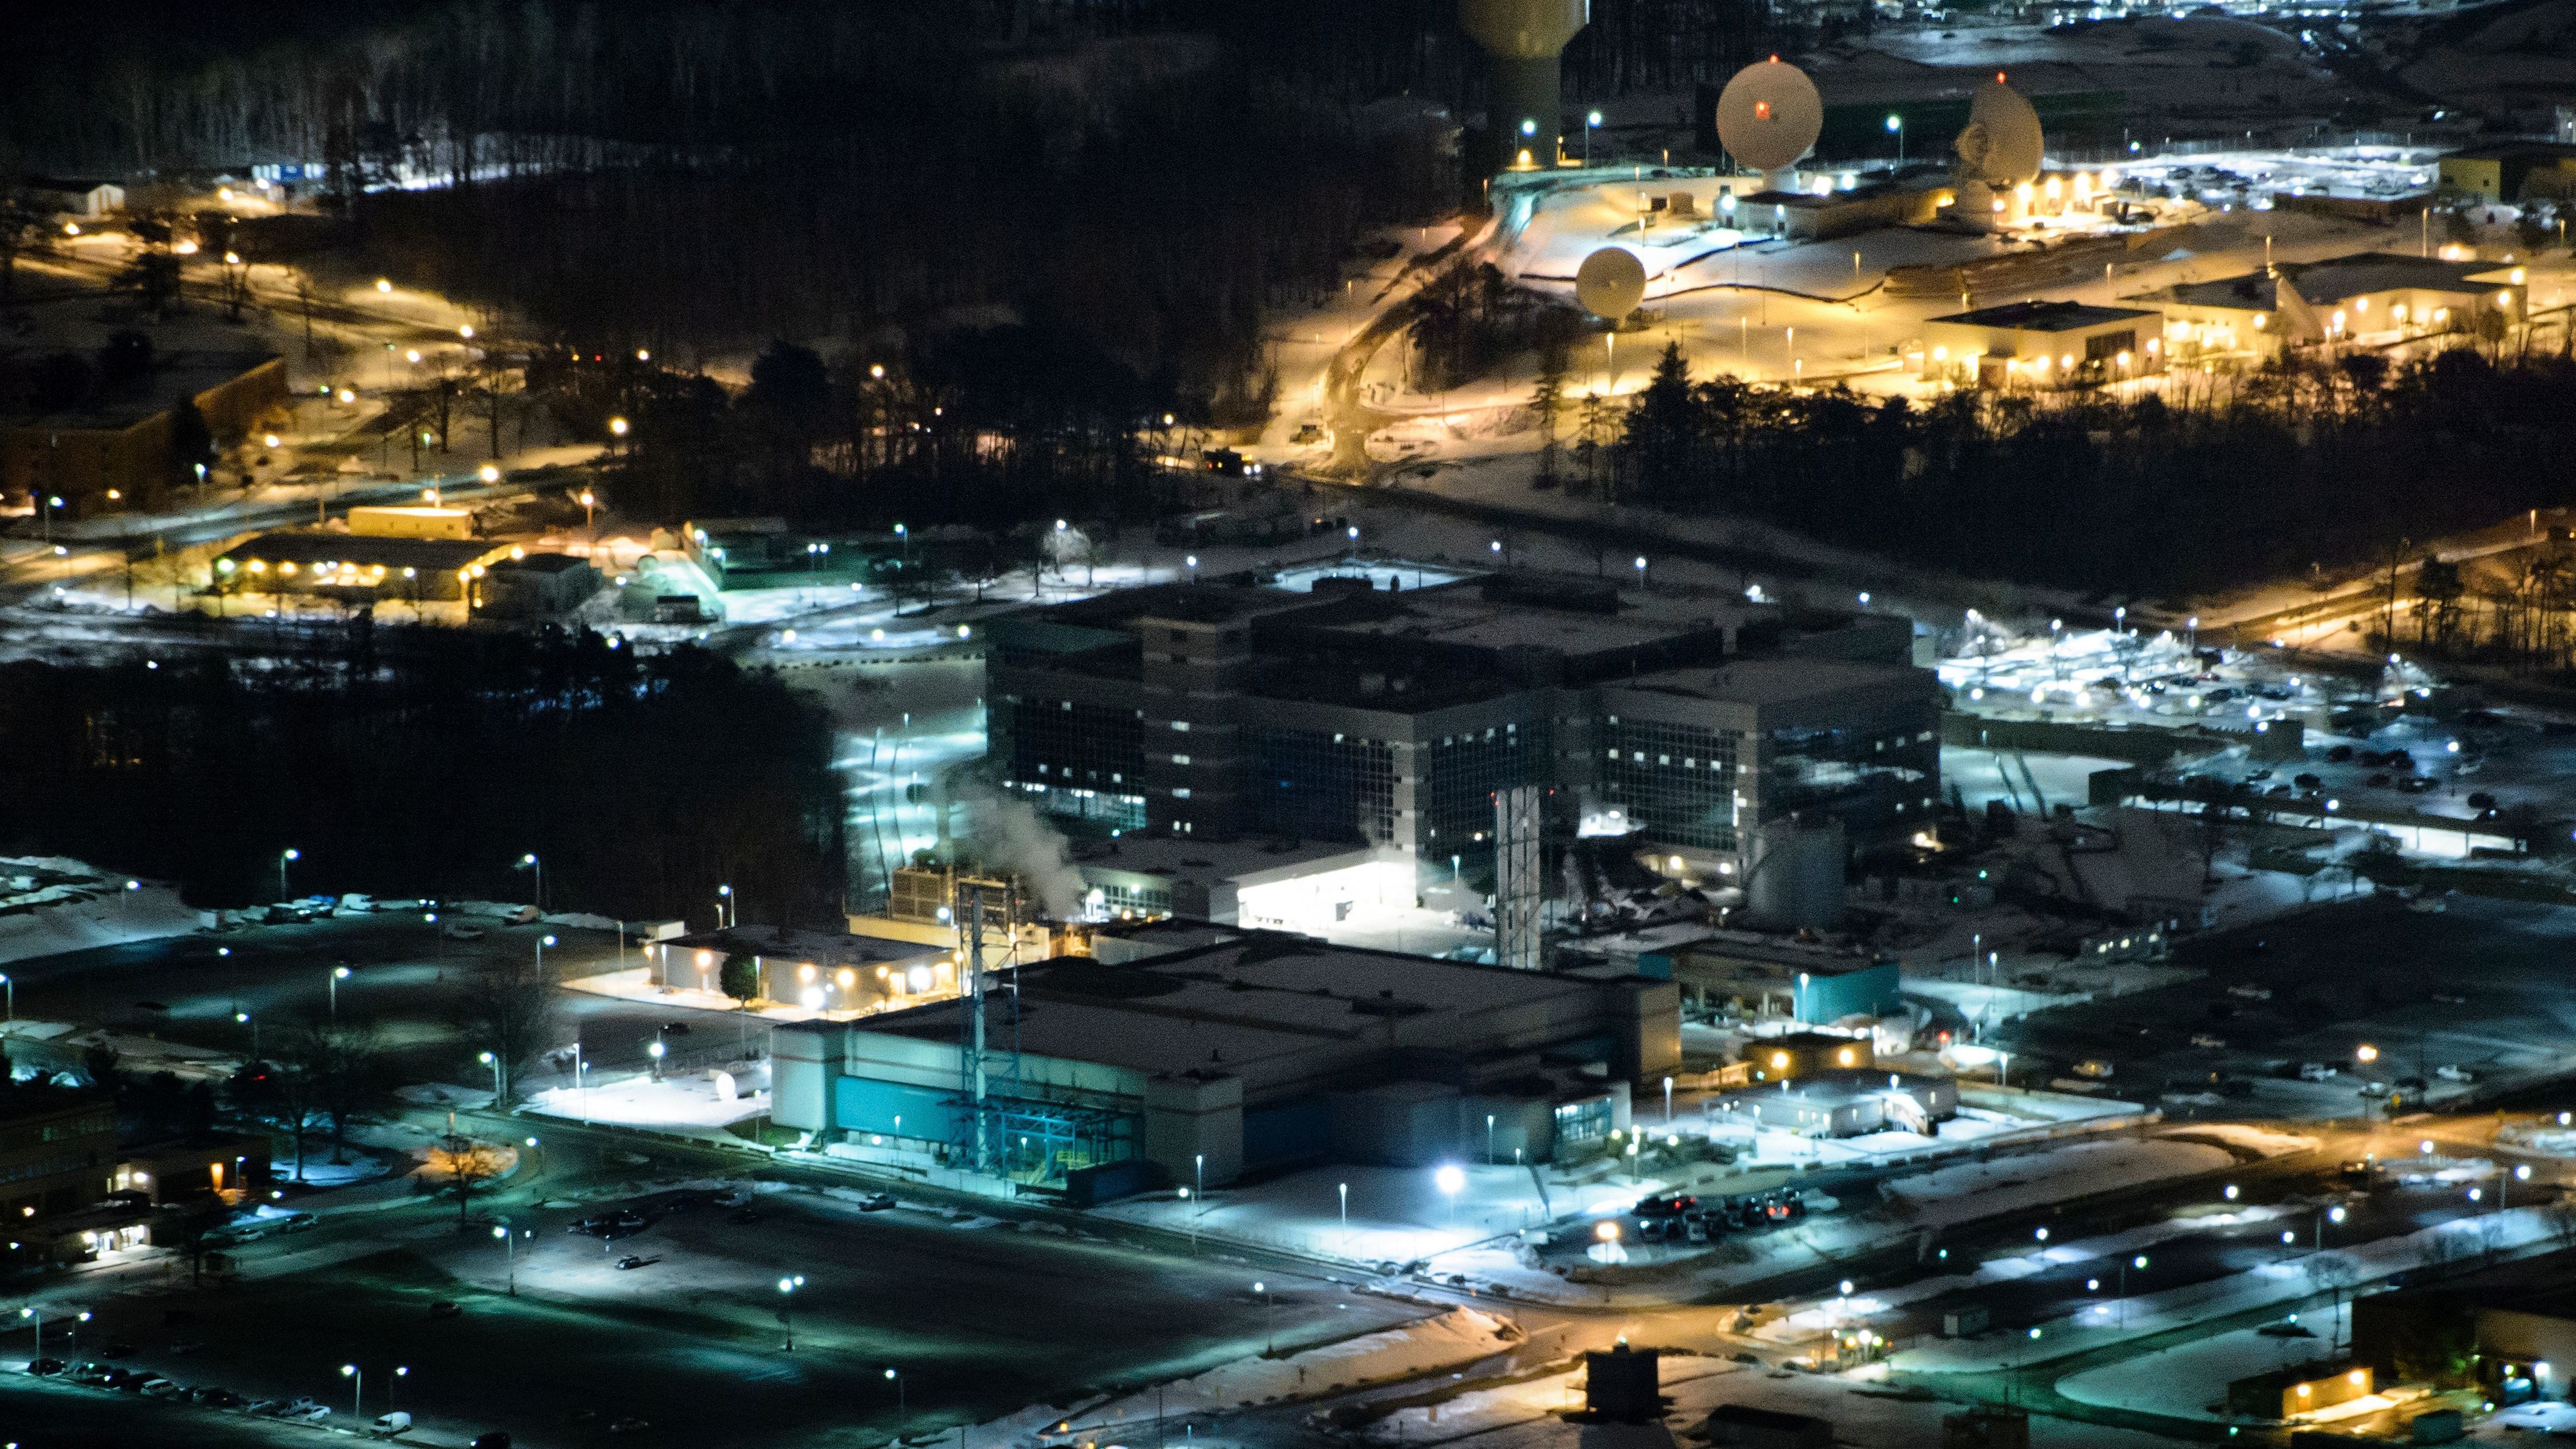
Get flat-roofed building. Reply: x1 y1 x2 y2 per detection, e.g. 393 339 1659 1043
2139 252 2524 357
2439 142 2576 202
771 927 1678 1188
2 349 285 513
213 532 516 606
1921 300 2165 389
988 568 1939 887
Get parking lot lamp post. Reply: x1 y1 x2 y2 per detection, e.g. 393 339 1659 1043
518 853 542 912
1585 110 1601 165
493 1223 516 1294
390 1365 408 1412
1664 1076 1674 1124
1436 1163 1465 1226
279 847 299 899
718 883 734 929
479 1050 503 1104
2507 1162 2533 1214
777 1274 804 1349
1887 113 1905 165
886 1366 903 1422
1195 1154 1206 1227
329 964 350 1018
19 1306 38 1358
1338 1180 1349 1253
536 934 555 976
1256 1280 1274 1353
341 1364 362 1422
1 972 10 1022
2320 1204 2345 1250
1487 1114 1497 1164
2119 1254 2147 1328
237 1011 256 1059
649 1038 666 1081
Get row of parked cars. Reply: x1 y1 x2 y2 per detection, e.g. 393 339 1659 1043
27 1358 513 1445
1630 1188 1814 1244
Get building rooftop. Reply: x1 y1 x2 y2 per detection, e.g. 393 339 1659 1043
2161 273 2280 311
846 933 1638 1078
1929 300 2158 332
2275 252 2514 306
1621 656 1932 707
489 552 591 576
1072 835 1384 889
220 533 506 573
665 924 943 970
2441 142 2576 162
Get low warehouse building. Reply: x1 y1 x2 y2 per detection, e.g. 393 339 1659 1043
1922 301 2165 389
772 927 1679 1190
2143 252 2524 357
1710 1070 1957 1138
212 534 514 606
480 552 602 618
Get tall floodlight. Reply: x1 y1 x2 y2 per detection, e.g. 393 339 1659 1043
1495 785 1544 971
1460 0 1590 170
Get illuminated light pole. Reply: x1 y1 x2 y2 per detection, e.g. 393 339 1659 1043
1 973 10 1022
328 964 350 1018
2119 1253 2147 1328
718 884 734 929
236 1011 256 1059
390 1365 409 1412
492 1223 521 1294
1585 110 1602 166
649 1038 666 1081
1887 113 1905 166
18 1306 41 1359
1436 1163 1465 1227
517 852 543 913
479 1050 503 1104
279 846 300 899
779 1274 805 1349
341 1364 363 1423
885 1365 905 1423
1338 1180 1350 1254
2318 1204 2345 1250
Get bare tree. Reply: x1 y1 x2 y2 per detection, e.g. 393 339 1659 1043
427 1132 511 1229
452 955 555 1107
2304 1251 2361 1351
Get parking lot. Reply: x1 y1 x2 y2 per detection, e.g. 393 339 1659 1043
1990 894 2576 1114
3 1175 1432 1449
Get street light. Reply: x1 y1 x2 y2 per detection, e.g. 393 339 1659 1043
649 1039 666 1081
279 846 299 899
1436 1163 1465 1226
779 1274 806 1349
886 1366 906 1422
1 973 10 1023
341 1364 363 1423
1886 112 1905 165
1338 1180 1350 1252
479 1050 503 1104
717 883 734 929
493 1222 524 1294
1585 109 1602 165
328 964 351 1018
517 852 542 912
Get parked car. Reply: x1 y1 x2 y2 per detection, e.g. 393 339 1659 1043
2298 1063 2338 1082
25 1358 65 1376
442 922 488 941
2437 1064 2478 1083
140 1377 188 1399
192 1387 247 1408
373 1410 415 1436
614 1255 659 1270
429 1300 463 1318
2358 1080 2391 1099
859 1193 896 1212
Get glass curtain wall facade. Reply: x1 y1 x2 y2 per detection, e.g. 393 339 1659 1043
1250 729 1395 843
1599 717 1740 851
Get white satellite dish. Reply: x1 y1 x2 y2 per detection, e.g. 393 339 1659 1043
1715 58 1823 183
1957 75 2044 188
1574 246 1647 319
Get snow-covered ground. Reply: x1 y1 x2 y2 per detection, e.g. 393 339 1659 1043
2056 1306 2349 1421
0 858 202 964
1096 1163 1582 1265
523 1072 769 1131
1879 1139 2234 1228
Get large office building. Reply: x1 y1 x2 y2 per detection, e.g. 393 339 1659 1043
987 567 1941 888
772 922 1680 1190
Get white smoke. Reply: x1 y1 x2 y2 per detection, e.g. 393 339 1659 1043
951 784 1087 920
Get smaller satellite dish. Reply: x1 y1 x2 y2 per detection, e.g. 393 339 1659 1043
1574 247 1647 319
1716 58 1823 177
1959 76 2044 187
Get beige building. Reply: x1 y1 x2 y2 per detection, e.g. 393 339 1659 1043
1919 300 2165 388
2144 252 2526 363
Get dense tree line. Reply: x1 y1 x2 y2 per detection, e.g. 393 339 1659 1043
4 1 1782 409
1609 340 2576 599
0 633 844 922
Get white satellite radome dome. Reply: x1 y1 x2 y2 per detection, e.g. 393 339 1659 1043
1574 246 1648 320
1958 74 2045 187
1714 57 1823 176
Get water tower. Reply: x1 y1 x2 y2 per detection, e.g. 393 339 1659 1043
1460 0 1590 169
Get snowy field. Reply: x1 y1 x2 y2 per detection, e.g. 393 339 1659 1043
1880 1139 2233 1227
